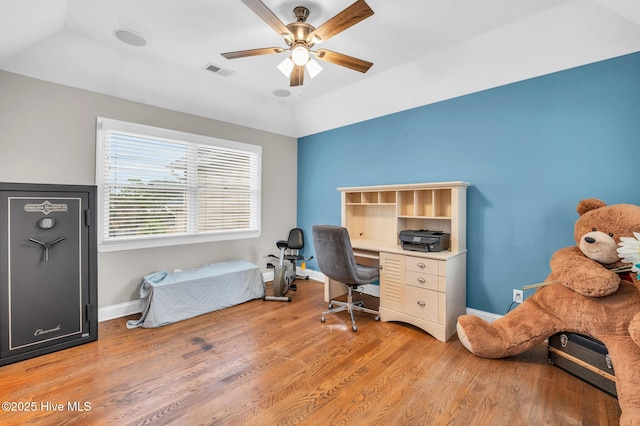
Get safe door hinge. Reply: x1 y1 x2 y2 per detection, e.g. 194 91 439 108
84 209 91 227
85 303 93 322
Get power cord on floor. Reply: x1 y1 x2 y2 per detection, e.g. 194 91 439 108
505 301 518 314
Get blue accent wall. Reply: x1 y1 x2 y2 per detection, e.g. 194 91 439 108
297 51 640 315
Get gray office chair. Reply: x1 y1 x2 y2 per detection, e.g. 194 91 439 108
312 225 380 331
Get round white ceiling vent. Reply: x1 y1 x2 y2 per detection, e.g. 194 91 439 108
272 89 291 97
114 28 147 47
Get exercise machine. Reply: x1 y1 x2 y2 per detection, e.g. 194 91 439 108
265 239 294 302
264 228 313 302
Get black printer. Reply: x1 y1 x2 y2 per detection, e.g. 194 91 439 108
399 230 450 252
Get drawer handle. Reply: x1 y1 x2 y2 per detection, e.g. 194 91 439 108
417 263 425 269
417 301 426 307
417 277 426 284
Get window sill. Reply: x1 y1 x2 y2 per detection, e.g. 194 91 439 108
98 229 260 252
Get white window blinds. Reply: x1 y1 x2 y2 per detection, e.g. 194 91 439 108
96 118 261 251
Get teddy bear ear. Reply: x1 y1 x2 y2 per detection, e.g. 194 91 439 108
576 198 607 216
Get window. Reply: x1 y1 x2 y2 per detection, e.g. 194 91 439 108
96 117 261 252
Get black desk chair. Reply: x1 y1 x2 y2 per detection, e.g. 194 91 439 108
312 225 380 331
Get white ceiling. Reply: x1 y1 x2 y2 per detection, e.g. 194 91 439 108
1 0 639 138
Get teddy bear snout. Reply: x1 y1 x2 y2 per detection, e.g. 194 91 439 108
579 231 620 264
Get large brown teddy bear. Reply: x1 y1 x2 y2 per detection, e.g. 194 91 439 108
457 198 640 425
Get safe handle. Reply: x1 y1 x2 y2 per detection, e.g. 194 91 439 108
28 236 67 262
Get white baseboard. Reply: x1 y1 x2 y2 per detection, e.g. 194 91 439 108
465 307 502 323
303 269 324 282
98 271 501 323
360 283 380 297
98 301 141 322
302 270 380 297
264 268 321 283
100 271 274 322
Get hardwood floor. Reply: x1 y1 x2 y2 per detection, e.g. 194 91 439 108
1 279 621 425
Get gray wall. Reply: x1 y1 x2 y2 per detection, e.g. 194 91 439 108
0 70 297 308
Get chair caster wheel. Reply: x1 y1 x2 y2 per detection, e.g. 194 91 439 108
352 326 357 332
321 317 325 322
328 303 333 309
375 315 380 321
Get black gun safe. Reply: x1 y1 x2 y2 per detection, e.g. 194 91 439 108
0 182 97 366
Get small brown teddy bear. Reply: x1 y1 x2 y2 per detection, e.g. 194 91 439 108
456 198 640 425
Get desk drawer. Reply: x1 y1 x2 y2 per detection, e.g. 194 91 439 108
405 286 439 324
405 256 441 275
406 270 438 291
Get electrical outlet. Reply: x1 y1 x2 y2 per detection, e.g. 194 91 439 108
513 289 523 304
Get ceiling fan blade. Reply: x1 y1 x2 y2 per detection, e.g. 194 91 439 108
314 49 373 73
307 0 374 43
241 0 293 38
221 47 284 59
290 65 304 87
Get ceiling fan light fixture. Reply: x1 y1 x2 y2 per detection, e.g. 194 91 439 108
277 57 294 77
291 45 310 66
283 33 294 43
224 1 374 86
306 59 322 79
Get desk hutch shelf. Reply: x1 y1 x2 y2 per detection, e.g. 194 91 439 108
333 181 469 342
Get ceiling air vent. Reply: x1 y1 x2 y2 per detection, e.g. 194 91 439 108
205 64 234 77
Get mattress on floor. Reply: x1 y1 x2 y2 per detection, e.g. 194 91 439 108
126 260 265 329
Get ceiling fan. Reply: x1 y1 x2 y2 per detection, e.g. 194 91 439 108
221 0 374 87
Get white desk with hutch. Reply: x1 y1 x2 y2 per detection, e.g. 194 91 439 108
324 181 469 342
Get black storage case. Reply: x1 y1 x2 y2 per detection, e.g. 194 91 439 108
0 182 98 366
547 332 617 398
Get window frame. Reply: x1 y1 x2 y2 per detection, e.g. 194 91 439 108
95 117 262 252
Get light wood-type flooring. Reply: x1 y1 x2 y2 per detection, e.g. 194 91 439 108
0 279 621 425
